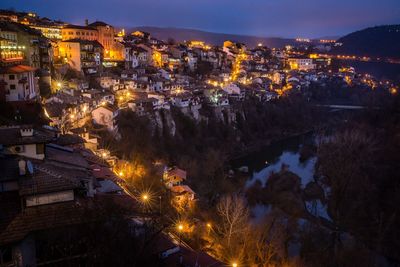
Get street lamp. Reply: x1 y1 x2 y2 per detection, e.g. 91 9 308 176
232 263 238 267
142 193 149 202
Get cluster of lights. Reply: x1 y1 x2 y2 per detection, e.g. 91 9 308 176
152 51 163 67
0 45 26 50
188 40 211 50
295 38 311 43
231 51 247 81
319 39 336 43
207 80 225 87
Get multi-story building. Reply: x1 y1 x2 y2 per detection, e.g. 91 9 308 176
0 29 25 66
88 21 124 60
61 24 98 42
31 23 63 41
287 57 316 71
87 21 114 53
0 21 52 71
0 64 39 102
0 9 18 22
58 39 103 74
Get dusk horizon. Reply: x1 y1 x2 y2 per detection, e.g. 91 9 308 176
1 0 399 38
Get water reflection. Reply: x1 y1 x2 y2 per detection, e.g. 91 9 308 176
233 133 330 221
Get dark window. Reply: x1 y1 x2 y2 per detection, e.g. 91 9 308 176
9 74 15 80
36 143 45 154
10 84 16 90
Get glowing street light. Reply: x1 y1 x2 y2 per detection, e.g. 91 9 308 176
142 193 149 202
178 224 184 231
232 263 238 267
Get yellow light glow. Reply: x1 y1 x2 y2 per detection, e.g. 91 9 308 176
232 263 238 267
178 224 184 231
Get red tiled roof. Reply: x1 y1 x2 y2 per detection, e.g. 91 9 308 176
0 65 36 74
0 200 86 245
18 167 80 196
166 167 187 180
0 194 140 246
170 185 195 195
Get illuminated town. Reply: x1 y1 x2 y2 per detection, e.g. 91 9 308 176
0 3 399 267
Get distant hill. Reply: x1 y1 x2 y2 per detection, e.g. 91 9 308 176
128 26 296 48
333 25 400 59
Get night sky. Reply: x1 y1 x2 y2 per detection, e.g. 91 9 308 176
1 0 399 38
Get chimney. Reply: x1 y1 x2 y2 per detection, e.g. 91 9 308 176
20 128 33 137
18 159 26 176
85 19 89 26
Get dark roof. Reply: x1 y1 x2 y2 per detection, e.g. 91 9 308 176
55 134 85 147
46 144 90 169
63 24 97 31
0 199 88 245
18 165 80 196
164 246 224 267
88 21 110 27
0 126 54 146
0 21 43 37
152 233 224 267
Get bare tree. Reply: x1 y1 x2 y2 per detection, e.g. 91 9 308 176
212 195 250 263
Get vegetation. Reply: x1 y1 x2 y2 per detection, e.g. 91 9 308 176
333 25 400 59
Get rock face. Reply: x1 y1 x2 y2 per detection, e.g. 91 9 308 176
153 109 176 136
264 171 307 217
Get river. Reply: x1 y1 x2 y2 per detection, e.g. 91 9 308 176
232 133 330 222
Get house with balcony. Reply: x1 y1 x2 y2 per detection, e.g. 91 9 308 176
58 39 103 74
91 103 119 131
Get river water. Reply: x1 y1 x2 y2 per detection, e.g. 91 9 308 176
232 133 330 222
